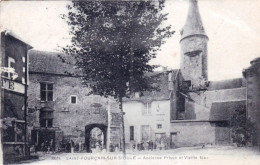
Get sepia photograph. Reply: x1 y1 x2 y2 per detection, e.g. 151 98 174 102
0 0 260 164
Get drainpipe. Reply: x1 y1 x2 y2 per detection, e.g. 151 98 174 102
107 100 111 152
25 48 32 157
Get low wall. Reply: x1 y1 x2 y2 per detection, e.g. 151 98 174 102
170 121 215 147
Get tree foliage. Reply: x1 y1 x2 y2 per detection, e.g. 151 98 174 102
230 107 256 146
62 0 174 100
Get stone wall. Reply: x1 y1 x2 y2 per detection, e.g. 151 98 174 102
184 87 246 121
244 57 260 145
170 81 246 147
180 35 208 87
28 73 108 143
170 121 215 147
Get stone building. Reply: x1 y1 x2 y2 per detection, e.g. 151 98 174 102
169 0 247 147
0 31 32 163
27 50 121 152
123 0 253 148
26 0 259 152
243 57 260 146
123 71 172 149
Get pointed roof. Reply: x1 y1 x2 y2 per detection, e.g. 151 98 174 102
180 0 207 41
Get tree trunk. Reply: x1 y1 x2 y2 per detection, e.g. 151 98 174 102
119 96 126 155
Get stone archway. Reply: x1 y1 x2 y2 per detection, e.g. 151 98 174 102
85 124 107 153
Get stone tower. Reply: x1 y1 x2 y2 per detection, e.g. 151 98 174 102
180 0 208 88
243 57 260 145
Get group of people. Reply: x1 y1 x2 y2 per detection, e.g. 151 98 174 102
30 138 170 154
62 139 85 153
30 139 55 154
31 138 85 154
132 139 168 151
134 140 154 151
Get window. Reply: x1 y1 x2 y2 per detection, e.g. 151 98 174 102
39 108 53 127
40 119 53 128
183 80 191 89
157 124 162 129
3 120 25 143
142 102 151 115
40 83 53 101
130 126 134 141
184 50 202 57
71 96 77 104
156 104 160 113
5 57 16 79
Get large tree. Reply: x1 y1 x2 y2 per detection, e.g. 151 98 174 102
62 0 174 154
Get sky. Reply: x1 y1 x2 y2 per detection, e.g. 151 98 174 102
1 0 260 81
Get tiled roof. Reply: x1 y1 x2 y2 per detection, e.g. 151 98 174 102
29 50 81 76
124 69 180 102
208 78 246 91
210 100 246 121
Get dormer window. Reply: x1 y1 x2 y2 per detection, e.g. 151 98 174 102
184 50 202 57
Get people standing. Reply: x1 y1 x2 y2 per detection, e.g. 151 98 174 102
115 144 119 153
79 141 82 152
71 139 75 153
132 143 136 152
50 139 54 153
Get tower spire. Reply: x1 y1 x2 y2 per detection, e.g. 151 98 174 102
179 0 208 87
180 0 207 41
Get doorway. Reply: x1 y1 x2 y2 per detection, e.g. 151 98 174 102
170 132 178 149
85 124 107 153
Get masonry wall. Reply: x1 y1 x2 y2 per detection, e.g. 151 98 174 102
180 35 208 87
171 81 246 147
244 58 260 145
28 74 108 143
170 121 215 147
184 87 246 120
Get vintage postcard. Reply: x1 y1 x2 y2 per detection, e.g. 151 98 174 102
0 0 260 165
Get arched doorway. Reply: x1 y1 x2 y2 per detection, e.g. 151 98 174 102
85 124 107 153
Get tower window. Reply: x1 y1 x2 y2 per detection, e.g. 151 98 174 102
71 96 77 104
157 124 162 129
183 80 191 89
184 50 202 57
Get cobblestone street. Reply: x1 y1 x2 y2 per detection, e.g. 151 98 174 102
18 146 260 165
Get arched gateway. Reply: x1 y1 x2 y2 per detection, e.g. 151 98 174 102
84 102 122 153
85 124 107 152
83 103 108 152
